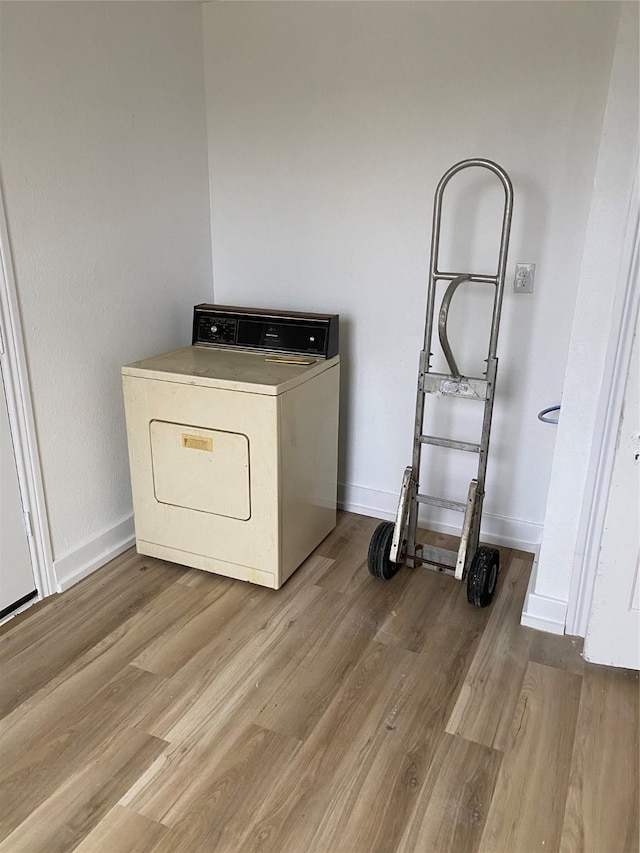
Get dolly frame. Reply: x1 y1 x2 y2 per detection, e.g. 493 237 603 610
385 158 513 593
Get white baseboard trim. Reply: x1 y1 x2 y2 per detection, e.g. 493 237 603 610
338 482 541 554
520 560 567 635
51 487 545 600
54 515 135 593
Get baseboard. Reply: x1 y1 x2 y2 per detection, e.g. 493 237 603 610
54 515 135 592
338 482 541 554
52 488 544 596
520 559 567 635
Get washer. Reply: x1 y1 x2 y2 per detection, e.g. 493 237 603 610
122 304 340 589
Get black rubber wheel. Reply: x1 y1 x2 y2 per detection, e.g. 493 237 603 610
367 522 401 580
466 546 500 608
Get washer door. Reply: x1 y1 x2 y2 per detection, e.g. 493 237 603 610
150 420 250 520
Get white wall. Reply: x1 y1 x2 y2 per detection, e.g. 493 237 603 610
203 1 619 550
1 2 213 588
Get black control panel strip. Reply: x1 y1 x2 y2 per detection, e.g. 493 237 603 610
192 304 339 359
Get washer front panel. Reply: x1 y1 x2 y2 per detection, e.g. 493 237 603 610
123 374 279 580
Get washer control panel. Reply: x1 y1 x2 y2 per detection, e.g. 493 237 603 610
197 316 237 345
193 304 339 359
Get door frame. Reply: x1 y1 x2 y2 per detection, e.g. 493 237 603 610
0 179 55 603
566 171 640 636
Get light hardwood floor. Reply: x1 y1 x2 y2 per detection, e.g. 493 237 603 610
1 511 637 852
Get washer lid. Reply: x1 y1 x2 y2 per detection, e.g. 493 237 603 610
122 346 339 395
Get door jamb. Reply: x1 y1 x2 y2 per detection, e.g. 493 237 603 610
0 179 55 601
566 170 640 636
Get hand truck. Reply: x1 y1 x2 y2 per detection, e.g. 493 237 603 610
367 158 514 607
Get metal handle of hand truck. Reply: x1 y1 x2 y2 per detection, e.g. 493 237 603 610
437 274 471 378
424 159 514 369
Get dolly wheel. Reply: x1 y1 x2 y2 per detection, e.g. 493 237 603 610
368 522 401 580
467 546 500 607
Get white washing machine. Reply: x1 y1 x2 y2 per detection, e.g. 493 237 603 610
122 305 340 589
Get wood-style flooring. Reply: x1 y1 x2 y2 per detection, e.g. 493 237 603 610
1 511 638 852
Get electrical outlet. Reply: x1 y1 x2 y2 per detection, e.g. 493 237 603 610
514 263 535 293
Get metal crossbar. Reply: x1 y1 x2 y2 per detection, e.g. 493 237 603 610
416 494 467 512
420 435 481 453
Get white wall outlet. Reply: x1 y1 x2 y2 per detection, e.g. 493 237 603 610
514 263 535 293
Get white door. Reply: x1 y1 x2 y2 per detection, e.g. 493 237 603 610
583 309 639 669
0 368 36 617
